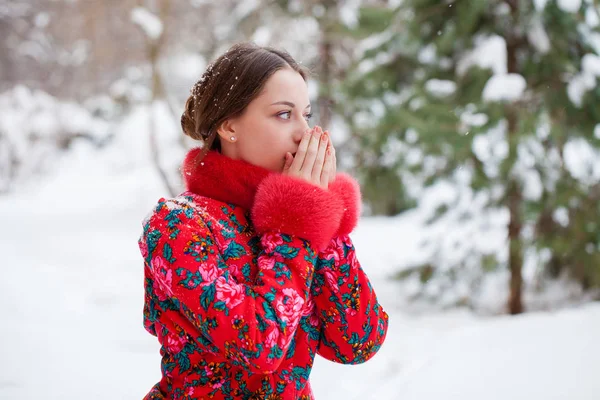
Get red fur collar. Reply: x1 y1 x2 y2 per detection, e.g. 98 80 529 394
181 148 271 210
181 147 361 242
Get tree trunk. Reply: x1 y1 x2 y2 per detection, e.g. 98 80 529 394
317 0 336 130
505 1 524 314
507 165 524 314
318 38 333 130
140 0 177 197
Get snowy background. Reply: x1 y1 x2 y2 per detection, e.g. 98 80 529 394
0 98 598 400
2 0 600 399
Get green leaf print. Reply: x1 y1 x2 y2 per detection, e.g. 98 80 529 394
214 301 228 316
163 242 175 263
268 344 283 360
200 283 216 311
262 301 279 324
275 244 299 259
223 241 246 260
174 350 191 372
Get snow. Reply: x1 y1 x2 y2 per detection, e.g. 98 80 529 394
568 54 600 107
131 7 164 40
34 12 50 28
357 51 394 75
471 121 508 179
582 53 600 75
2 93 600 400
482 74 526 102
528 16 551 54
424 79 457 97
418 44 437 65
460 107 489 128
165 53 206 81
457 35 507 76
252 26 271 46
533 0 549 11
557 0 582 13
586 5 599 27
553 207 570 227
339 0 361 28
563 137 600 185
232 0 260 21
2 163 600 399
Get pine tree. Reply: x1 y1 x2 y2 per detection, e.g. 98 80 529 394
335 3 418 215
347 0 600 312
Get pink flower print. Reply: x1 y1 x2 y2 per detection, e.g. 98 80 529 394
347 249 359 272
345 307 358 316
199 262 219 283
258 256 276 271
309 312 320 328
215 276 244 309
275 288 305 326
139 239 149 259
164 331 187 353
341 235 353 247
323 269 339 294
265 328 279 349
320 245 342 263
301 297 315 317
261 232 284 253
228 263 241 278
151 256 173 301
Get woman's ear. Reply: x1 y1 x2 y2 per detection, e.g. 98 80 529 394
216 119 237 143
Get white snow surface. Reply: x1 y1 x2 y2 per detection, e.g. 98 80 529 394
131 7 164 40
457 35 507 76
557 0 582 13
1 105 600 399
482 73 526 102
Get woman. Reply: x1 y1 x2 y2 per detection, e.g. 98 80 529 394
139 42 389 400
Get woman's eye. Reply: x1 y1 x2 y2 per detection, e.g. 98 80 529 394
278 111 292 120
304 113 313 121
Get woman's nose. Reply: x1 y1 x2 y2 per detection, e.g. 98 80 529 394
294 119 310 143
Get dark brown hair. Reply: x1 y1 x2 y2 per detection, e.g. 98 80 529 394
181 42 309 157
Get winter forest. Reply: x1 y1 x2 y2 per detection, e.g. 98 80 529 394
1 0 600 399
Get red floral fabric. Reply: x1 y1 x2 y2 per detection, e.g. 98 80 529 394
139 150 389 399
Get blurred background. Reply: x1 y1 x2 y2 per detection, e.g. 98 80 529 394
1 0 600 399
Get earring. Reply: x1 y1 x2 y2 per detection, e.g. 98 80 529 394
230 136 236 142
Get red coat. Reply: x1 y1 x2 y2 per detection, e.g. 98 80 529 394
139 149 389 399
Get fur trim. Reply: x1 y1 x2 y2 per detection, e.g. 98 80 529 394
329 173 362 236
182 148 270 210
252 174 344 251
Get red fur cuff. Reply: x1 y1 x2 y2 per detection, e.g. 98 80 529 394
329 173 362 236
251 174 344 251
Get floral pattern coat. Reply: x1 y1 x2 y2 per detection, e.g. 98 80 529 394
139 149 389 399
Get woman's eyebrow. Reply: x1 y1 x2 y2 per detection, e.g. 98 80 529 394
270 101 311 109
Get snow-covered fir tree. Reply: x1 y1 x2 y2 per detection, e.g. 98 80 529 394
344 0 600 313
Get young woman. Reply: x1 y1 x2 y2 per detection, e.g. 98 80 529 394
139 42 389 400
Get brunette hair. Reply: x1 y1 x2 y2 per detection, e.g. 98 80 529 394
181 42 309 157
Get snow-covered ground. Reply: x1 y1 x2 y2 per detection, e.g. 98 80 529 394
1 108 600 400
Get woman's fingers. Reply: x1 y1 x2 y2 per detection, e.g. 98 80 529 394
311 129 328 182
329 143 336 186
320 143 333 188
288 128 312 174
284 125 335 189
300 127 322 178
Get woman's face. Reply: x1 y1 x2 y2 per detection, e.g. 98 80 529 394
219 67 312 172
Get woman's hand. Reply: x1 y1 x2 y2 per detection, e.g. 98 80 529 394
283 126 336 189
